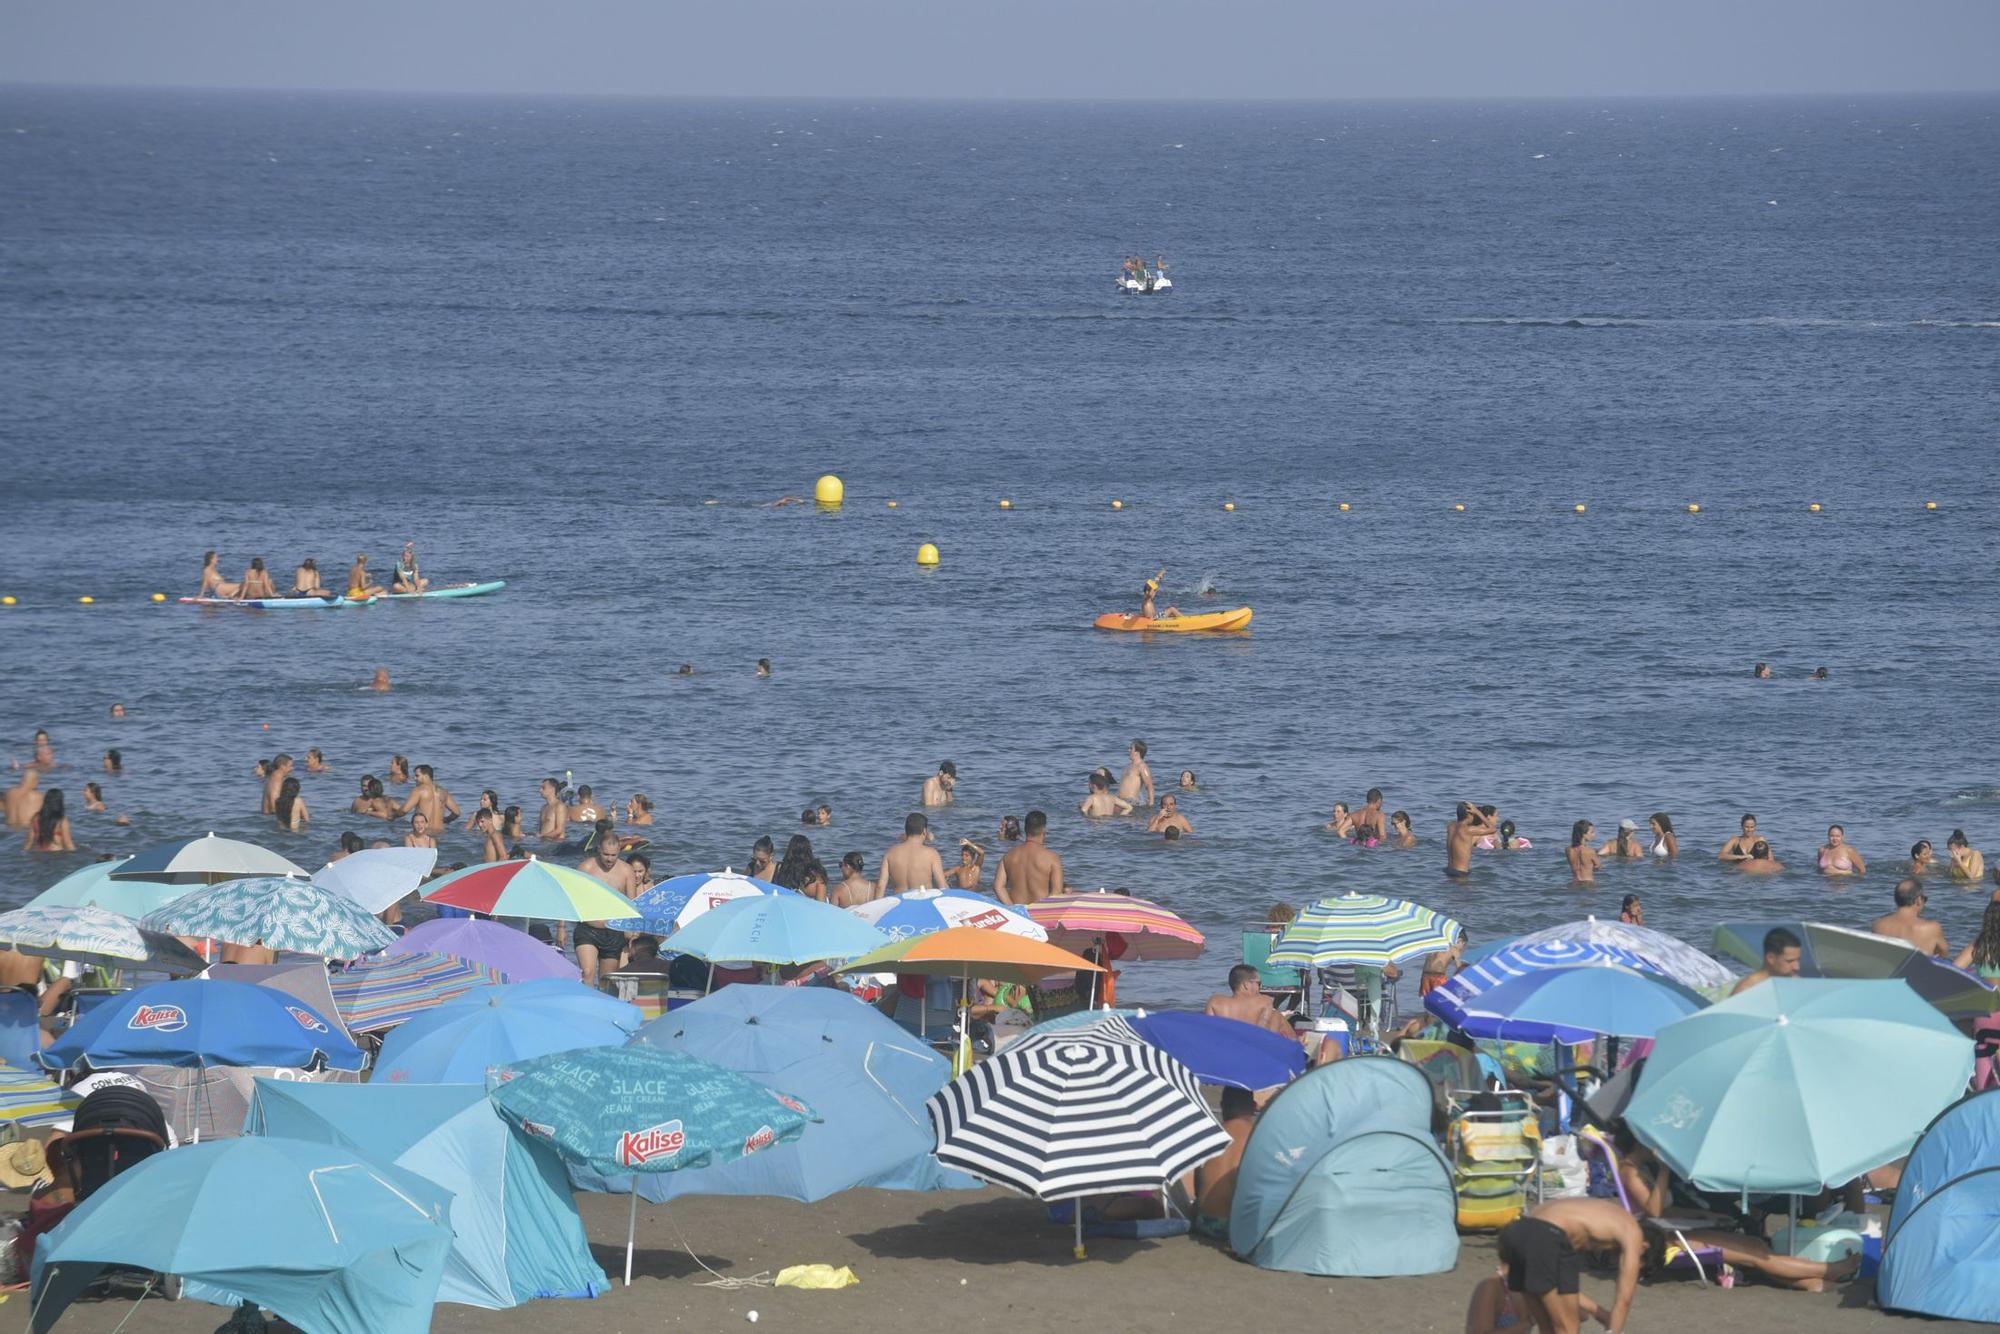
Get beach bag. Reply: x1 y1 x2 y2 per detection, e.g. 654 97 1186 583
1539 1133 1590 1198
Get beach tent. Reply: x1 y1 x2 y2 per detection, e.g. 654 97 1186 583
1229 1056 1458 1277
244 1079 607 1308
1878 1089 2000 1322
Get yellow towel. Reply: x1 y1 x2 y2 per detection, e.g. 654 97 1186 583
774 1264 858 1290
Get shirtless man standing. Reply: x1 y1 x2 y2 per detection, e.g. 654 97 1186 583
1205 964 1296 1037
994 810 1065 906
1495 1198 1642 1334
3 770 42 829
1872 878 1948 957
397 764 461 831
1352 788 1388 843
568 785 606 828
1147 794 1193 835
921 761 957 807
877 813 950 894
1080 771 1132 818
537 778 567 843
1117 740 1155 807
1719 813 1761 863
1446 801 1498 878
261 754 293 816
572 828 637 986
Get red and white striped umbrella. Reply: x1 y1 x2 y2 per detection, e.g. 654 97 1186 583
1023 890 1205 961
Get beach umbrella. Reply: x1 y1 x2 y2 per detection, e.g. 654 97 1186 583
111 833 305 884
1266 892 1462 970
846 887 1046 941
0 904 207 974
39 979 364 1075
927 1025 1232 1258
207 961 354 1043
837 926 1105 985
1492 917 1739 992
1714 920 1995 1016
328 952 500 1034
606 869 797 933
488 1045 818 1285
1024 890 1206 961
1448 962 1709 1040
422 857 639 922
1625 977 1972 1196
386 918 579 982
663 894 889 968
140 874 395 959
1122 1011 1308 1090
373 983 639 1085
1426 940 1667 1043
313 847 437 915
25 858 192 918
0 1065 79 1129
28 1136 452 1334
611 985 978 1202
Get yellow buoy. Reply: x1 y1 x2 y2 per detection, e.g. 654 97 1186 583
885 500 898 509
999 499 1012 510
1687 504 1701 514
1453 504 1466 513
1337 502 1351 512
1808 502 1822 513
1222 502 1235 512
1573 504 1587 514
1925 501 1938 511
78 596 95 605
1111 500 1124 510
1 596 15 606
151 592 167 602
813 474 844 507
916 543 940 567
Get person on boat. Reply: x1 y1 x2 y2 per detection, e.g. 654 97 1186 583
392 543 428 594
197 551 242 599
289 559 326 597
348 553 385 599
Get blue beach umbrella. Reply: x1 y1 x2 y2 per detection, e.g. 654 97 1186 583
605 869 797 933
28 1136 452 1334
488 1045 818 1284
663 893 889 968
141 874 396 959
1125 1011 1309 1090
1426 940 1666 1043
1452 962 1708 1040
1625 978 1972 1196
611 985 978 1201
39 979 364 1074
374 983 640 1085
25 859 192 919
845 888 1046 941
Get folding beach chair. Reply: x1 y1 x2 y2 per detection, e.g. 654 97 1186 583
0 991 38 1073
1240 929 1304 1011
1447 1086 1544 1230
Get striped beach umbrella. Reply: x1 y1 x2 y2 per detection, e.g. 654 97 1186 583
0 905 207 974
846 888 1045 941
1491 918 1738 991
606 870 795 933
140 875 396 960
1427 940 1663 1042
1266 892 1461 970
927 1026 1231 1258
328 952 500 1034
112 834 305 885
1024 890 1205 961
421 857 639 923
0 1065 80 1129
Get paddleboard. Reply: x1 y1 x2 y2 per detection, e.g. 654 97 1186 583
1093 607 1253 633
179 595 377 609
379 580 507 601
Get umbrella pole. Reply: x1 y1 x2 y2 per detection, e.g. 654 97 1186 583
705 961 715 996
1074 1202 1085 1261
625 1189 638 1286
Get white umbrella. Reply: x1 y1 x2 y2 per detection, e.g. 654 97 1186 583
112 834 306 885
313 847 436 915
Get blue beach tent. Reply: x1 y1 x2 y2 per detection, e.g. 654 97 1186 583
1878 1089 2000 1322
244 1079 608 1308
1229 1056 1458 1277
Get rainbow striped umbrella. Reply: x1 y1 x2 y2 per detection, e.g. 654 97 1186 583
1266 892 1462 969
328 951 500 1033
420 857 638 923
1022 890 1205 961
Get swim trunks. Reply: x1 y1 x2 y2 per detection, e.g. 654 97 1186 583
1445 866 1472 879
572 923 626 955
1498 1217 1579 1296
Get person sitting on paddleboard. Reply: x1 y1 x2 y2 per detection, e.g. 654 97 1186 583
198 550 242 600
240 557 278 600
392 542 428 594
289 558 328 598
348 553 386 599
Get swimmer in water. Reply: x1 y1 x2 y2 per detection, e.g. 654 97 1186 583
1599 819 1647 860
1946 829 1986 881
948 840 986 890
1324 802 1354 838
1352 789 1388 843
1817 824 1865 876
387 754 410 786
1619 893 1644 925
1390 810 1418 849
627 794 655 826
1648 813 1678 858
1910 840 1935 876
369 668 392 692
305 747 327 773
1567 821 1602 883
676 663 694 677
1753 661 1772 679
1117 740 1155 807
1080 771 1134 818
198 551 242 600
1737 840 1785 874
109 704 124 720
403 810 437 850
1179 769 1197 790
1148 794 1193 836
756 658 772 678
1720 813 1761 862
1446 802 1497 877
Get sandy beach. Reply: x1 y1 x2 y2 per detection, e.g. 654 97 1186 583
16 1183 1956 1333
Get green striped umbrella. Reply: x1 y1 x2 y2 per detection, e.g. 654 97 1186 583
1266 892 1462 969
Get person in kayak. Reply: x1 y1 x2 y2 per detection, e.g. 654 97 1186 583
1139 570 1179 621
392 543 428 594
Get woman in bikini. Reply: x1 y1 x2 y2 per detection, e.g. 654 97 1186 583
274 776 309 831
1325 802 1355 838
198 551 241 599
1390 810 1419 849
1567 821 1601 884
23 789 73 852
1817 824 1866 876
240 558 278 599
1946 829 1986 881
1648 813 1678 858
290 559 327 597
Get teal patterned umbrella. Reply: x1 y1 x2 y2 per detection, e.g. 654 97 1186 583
489 1046 817 1285
141 875 395 960
1266 892 1462 969
0 905 207 973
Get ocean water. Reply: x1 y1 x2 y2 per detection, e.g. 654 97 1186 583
1 87 1997 1003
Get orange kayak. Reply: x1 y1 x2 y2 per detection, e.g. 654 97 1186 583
1093 607 1253 633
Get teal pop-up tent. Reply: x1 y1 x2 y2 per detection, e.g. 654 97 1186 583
245 1079 607 1307
1878 1089 2000 1322
1229 1056 1458 1277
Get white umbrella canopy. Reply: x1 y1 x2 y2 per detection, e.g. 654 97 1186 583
112 834 306 885
312 847 436 915
1502 918 1739 991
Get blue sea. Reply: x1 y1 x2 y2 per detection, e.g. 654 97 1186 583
1 87 1996 1002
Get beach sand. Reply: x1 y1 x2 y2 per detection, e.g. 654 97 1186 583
20 1185 1956 1332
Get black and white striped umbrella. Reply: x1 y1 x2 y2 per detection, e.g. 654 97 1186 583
926 1024 1231 1202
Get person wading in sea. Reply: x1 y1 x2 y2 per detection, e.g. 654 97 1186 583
994 810 1065 906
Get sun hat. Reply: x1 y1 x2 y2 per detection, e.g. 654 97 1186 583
0 1138 50 1191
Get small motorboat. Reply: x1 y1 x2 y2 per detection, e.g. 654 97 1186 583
1117 257 1173 295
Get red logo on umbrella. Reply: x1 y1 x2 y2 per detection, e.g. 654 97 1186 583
743 1125 776 1155
962 909 1008 930
772 1093 809 1116
127 1004 187 1033
617 1119 686 1166
287 1006 328 1033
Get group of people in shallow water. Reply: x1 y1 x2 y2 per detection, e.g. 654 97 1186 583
196 542 430 600
6 724 136 853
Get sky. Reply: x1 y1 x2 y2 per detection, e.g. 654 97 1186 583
2 0 1997 101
